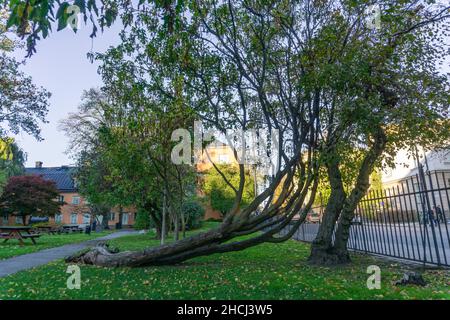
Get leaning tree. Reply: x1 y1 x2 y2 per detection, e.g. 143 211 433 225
5 0 450 267
65 0 325 266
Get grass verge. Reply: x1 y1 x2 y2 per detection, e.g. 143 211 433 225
0 223 448 300
0 230 113 260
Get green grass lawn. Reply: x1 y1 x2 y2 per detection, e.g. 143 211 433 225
0 230 113 260
0 223 448 300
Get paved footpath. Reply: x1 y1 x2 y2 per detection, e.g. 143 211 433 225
0 230 138 278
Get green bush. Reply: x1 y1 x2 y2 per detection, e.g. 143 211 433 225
183 200 205 230
134 209 151 230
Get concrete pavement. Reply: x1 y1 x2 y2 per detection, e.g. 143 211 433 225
0 230 137 278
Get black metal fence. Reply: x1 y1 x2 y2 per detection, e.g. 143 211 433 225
281 170 450 267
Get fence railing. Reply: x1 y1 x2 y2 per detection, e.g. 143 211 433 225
280 171 450 267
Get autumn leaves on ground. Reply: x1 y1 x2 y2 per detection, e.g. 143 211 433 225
0 223 448 300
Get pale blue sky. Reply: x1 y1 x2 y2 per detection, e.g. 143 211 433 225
11 23 121 168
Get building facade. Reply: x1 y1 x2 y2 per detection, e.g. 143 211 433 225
2 162 135 227
381 147 450 217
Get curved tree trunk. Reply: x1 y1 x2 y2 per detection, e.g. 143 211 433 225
308 155 346 265
66 152 320 267
309 126 387 265
332 127 387 262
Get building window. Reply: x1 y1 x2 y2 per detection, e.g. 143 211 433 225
122 213 129 225
71 196 80 205
82 213 90 224
109 212 115 221
15 216 23 224
3 214 8 224
55 214 62 223
57 195 65 203
70 213 77 224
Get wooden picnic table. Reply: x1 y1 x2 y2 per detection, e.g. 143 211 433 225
0 226 40 246
33 225 60 235
61 224 83 233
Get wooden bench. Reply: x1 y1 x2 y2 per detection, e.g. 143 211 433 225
33 226 60 235
22 233 40 244
0 226 41 245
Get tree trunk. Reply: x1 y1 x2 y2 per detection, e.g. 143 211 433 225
161 187 167 245
102 213 109 230
22 215 27 226
332 128 387 262
150 212 162 240
308 155 346 265
173 211 179 242
64 148 319 268
180 208 186 238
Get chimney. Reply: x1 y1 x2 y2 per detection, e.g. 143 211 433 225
35 161 43 168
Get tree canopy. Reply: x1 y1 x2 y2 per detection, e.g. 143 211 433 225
0 174 61 225
202 164 255 217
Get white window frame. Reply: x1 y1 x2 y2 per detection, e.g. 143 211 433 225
71 196 80 205
70 213 77 224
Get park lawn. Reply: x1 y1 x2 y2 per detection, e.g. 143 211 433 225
0 222 448 300
0 230 113 260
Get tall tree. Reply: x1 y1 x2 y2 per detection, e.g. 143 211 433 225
308 1 450 264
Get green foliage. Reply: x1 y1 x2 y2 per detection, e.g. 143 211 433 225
1 0 182 57
0 13 51 140
209 188 235 217
134 209 151 230
0 137 25 192
369 169 383 194
202 165 255 216
182 199 204 230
